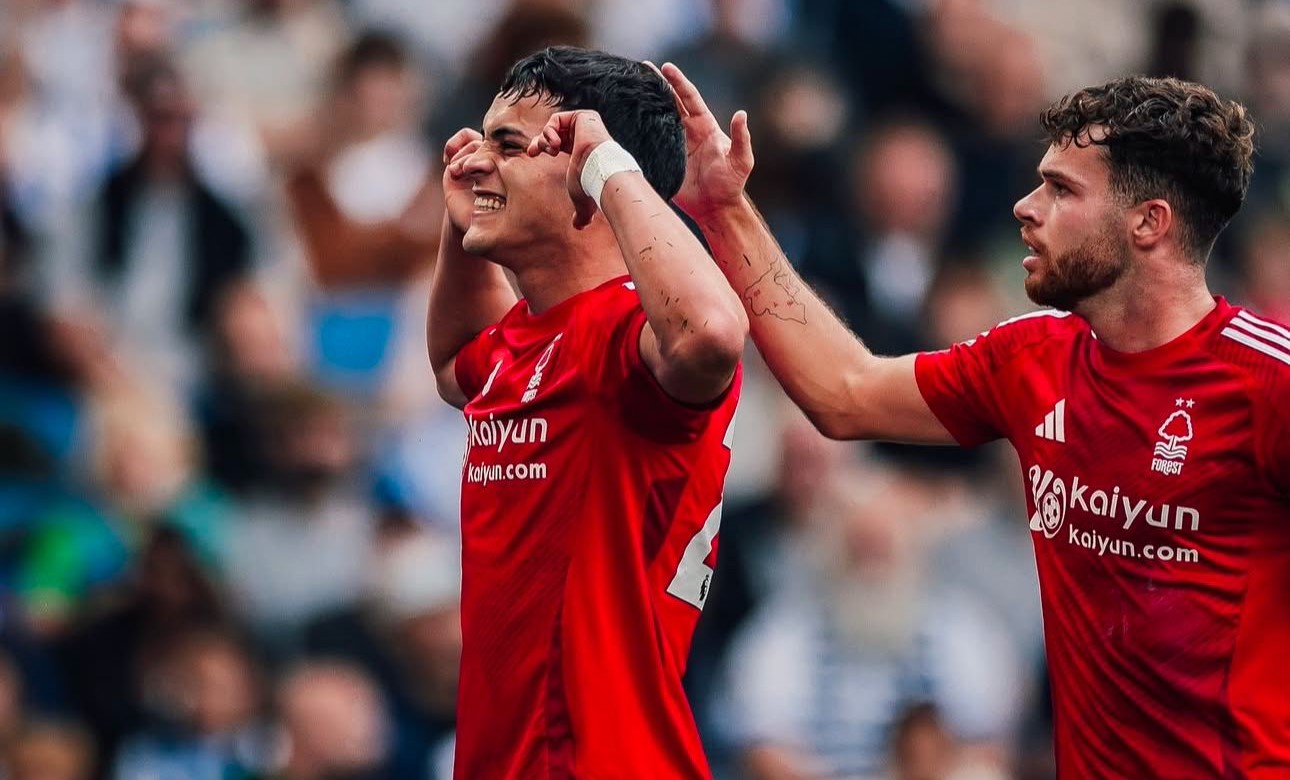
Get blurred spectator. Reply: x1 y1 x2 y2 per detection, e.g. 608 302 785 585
57 526 230 772
16 387 230 635
289 30 437 289
919 260 1009 350
305 529 460 780
803 119 957 356
259 662 391 780
223 381 377 657
687 405 863 772
198 284 300 494
742 62 855 287
184 0 348 167
113 628 269 780
431 1 592 145
3 721 94 780
286 30 439 396
1234 215 1290 323
659 0 785 128
889 703 958 780
38 54 255 397
0 651 23 749
1245 1 1290 216
721 469 1020 779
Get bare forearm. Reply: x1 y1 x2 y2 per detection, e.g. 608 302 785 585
694 197 879 435
427 220 517 373
599 174 746 385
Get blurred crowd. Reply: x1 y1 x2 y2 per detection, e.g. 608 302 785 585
0 0 1287 779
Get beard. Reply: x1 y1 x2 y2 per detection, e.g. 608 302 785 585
1024 223 1129 311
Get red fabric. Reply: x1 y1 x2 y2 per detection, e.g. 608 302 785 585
916 298 1290 779
453 276 740 779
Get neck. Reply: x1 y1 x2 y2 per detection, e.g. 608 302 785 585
509 224 627 313
1076 254 1215 352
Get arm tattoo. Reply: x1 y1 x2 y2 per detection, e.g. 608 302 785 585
742 257 807 324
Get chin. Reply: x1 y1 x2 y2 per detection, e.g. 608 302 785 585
460 230 493 257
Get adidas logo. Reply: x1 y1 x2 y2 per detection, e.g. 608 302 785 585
1035 398 1066 443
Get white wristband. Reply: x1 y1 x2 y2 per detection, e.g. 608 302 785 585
580 140 642 210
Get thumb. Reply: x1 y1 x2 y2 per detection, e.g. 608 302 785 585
731 110 754 173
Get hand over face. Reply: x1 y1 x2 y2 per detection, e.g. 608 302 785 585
442 128 484 233
526 109 613 229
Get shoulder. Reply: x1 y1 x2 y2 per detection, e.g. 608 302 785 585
1210 305 1290 402
970 308 1084 352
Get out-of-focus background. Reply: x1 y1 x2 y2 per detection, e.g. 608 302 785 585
0 0 1287 778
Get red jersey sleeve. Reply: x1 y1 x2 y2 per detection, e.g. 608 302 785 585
586 287 740 444
914 311 1072 447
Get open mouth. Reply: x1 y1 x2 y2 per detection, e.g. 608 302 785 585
474 194 505 213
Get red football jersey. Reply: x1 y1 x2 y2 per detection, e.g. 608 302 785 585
915 298 1290 778
452 275 740 779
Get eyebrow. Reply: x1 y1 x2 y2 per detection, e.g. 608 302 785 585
1038 168 1080 189
485 126 527 143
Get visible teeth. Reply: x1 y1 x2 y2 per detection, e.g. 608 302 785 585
474 195 504 212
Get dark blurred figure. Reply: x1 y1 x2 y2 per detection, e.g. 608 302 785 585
56 526 230 775
38 54 253 397
113 628 270 780
801 119 957 356
1146 2 1202 82
430 1 591 145
743 62 855 292
794 0 948 119
1244 1 1290 217
662 0 783 128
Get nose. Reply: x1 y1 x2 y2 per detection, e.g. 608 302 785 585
1014 185 1041 226
462 144 496 180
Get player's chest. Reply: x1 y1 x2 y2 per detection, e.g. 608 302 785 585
462 332 595 466
1016 367 1259 553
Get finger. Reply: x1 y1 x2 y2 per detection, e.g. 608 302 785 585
660 62 711 120
643 60 686 117
443 128 483 164
731 110 754 171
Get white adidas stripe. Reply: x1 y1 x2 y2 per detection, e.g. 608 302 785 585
1231 314 1290 353
1236 310 1290 343
997 309 1072 328
1221 327 1290 367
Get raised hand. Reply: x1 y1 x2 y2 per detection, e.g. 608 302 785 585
527 109 614 229
442 128 484 233
656 62 754 220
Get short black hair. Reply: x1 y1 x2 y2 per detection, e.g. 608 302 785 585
1041 75 1255 258
499 46 686 200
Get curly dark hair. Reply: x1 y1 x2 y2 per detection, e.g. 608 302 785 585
1040 75 1255 257
499 46 685 200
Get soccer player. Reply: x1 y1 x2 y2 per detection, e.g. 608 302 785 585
659 64 1290 778
428 48 746 778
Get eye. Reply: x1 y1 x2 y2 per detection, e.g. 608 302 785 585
1049 180 1069 196
499 141 525 156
